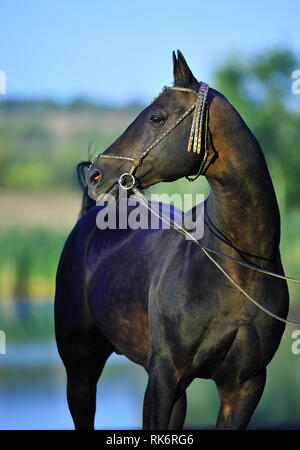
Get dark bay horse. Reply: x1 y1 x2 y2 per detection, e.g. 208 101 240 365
54 51 289 430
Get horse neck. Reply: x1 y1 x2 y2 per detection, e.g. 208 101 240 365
204 98 280 261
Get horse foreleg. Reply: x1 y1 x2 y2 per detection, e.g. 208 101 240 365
216 369 266 430
168 391 187 430
143 355 181 430
57 327 112 430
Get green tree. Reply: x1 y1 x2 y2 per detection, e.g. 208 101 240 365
213 48 300 210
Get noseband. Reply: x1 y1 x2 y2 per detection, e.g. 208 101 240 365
88 82 210 188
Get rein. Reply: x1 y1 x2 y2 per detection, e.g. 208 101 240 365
131 187 300 326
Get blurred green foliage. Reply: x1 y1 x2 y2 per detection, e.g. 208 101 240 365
0 48 299 207
0 100 142 190
213 48 300 209
1 47 300 429
0 46 299 298
0 46 299 303
0 227 67 298
0 227 65 279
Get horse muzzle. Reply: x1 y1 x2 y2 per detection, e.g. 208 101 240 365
86 168 107 200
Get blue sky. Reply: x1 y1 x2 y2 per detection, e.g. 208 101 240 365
1 0 300 104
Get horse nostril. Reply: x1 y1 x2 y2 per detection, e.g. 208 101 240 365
88 169 102 185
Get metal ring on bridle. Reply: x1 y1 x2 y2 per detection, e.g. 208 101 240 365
118 173 136 190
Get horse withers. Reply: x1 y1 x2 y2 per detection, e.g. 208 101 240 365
55 51 288 430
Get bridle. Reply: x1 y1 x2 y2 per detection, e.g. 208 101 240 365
88 82 210 189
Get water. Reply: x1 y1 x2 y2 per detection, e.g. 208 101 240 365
1 302 300 429
0 340 147 430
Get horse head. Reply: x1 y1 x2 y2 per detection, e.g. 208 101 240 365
87 50 218 202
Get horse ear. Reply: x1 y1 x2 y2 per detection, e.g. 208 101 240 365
173 50 199 90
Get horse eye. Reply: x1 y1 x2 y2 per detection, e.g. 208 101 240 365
150 115 165 124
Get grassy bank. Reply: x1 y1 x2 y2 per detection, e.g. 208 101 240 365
0 226 67 299
1 194 300 310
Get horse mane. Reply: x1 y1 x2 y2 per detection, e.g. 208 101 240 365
76 161 96 219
